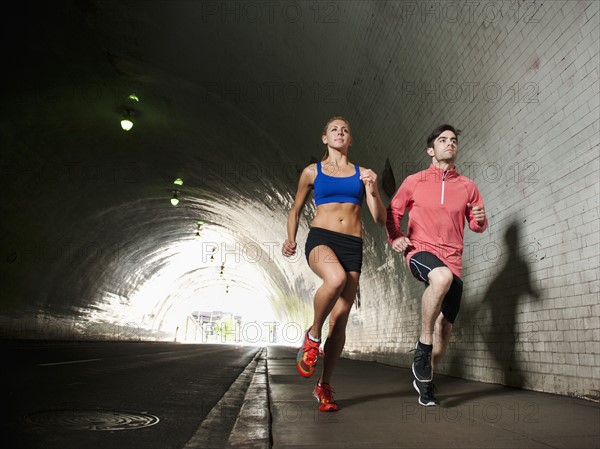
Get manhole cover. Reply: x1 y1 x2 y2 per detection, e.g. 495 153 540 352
25 410 160 431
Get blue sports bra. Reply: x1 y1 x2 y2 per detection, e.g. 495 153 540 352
313 162 365 206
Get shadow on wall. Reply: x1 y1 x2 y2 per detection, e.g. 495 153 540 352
485 220 541 388
450 219 541 393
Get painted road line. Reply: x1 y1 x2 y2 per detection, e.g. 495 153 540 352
40 358 103 366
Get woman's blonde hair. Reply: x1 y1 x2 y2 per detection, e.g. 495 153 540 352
321 116 351 161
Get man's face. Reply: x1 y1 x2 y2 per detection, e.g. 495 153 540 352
427 130 458 164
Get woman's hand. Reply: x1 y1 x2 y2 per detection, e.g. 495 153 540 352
361 167 386 225
360 168 378 192
282 239 297 257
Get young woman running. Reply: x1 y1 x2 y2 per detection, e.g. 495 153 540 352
282 117 386 411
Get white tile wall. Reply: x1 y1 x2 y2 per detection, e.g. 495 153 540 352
339 0 599 400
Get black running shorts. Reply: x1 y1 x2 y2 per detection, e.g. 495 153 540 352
305 227 363 273
409 251 463 324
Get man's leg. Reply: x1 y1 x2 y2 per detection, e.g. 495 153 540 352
433 313 453 369
413 264 462 405
420 267 453 345
411 266 453 383
412 313 452 407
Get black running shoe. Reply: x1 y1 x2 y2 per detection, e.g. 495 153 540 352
410 341 433 382
413 379 439 406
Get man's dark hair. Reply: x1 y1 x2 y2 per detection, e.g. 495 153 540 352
427 124 462 148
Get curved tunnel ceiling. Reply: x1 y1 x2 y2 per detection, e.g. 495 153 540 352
2 1 584 342
3 0 364 340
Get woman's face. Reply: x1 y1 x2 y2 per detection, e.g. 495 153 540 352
322 120 352 150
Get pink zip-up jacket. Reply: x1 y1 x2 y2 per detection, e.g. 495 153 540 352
386 164 488 278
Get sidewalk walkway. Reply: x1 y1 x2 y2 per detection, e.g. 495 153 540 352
267 346 600 449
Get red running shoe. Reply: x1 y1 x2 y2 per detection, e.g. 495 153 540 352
312 382 339 412
296 328 320 377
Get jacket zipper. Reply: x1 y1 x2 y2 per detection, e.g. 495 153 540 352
441 170 447 204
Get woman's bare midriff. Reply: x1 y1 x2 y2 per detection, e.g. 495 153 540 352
310 203 363 237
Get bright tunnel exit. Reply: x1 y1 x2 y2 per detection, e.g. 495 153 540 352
93 223 314 346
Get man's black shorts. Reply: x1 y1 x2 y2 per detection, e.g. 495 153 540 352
409 251 463 324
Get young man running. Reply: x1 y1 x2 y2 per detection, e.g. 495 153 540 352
386 124 488 406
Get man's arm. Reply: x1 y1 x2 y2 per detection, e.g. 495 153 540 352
466 183 488 232
385 177 414 245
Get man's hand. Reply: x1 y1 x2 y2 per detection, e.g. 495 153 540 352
391 236 413 253
467 203 486 225
282 239 297 257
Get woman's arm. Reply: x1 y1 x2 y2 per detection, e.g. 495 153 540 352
283 165 315 256
360 167 386 225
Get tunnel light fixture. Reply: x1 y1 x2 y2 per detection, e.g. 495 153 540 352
128 93 140 102
120 117 134 131
195 220 205 238
174 178 184 186
171 191 180 206
120 108 137 131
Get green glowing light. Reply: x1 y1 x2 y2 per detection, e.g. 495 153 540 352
120 119 134 131
174 178 184 186
170 197 179 206
128 94 139 102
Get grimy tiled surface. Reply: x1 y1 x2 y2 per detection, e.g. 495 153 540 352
340 0 600 400
267 346 600 449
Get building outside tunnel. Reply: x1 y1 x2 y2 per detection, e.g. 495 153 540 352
1 0 598 404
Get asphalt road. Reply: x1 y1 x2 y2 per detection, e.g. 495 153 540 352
2 340 260 449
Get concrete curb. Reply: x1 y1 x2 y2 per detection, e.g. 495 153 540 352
227 347 271 448
184 348 263 449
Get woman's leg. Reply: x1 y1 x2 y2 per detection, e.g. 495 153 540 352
320 271 359 384
307 245 347 340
